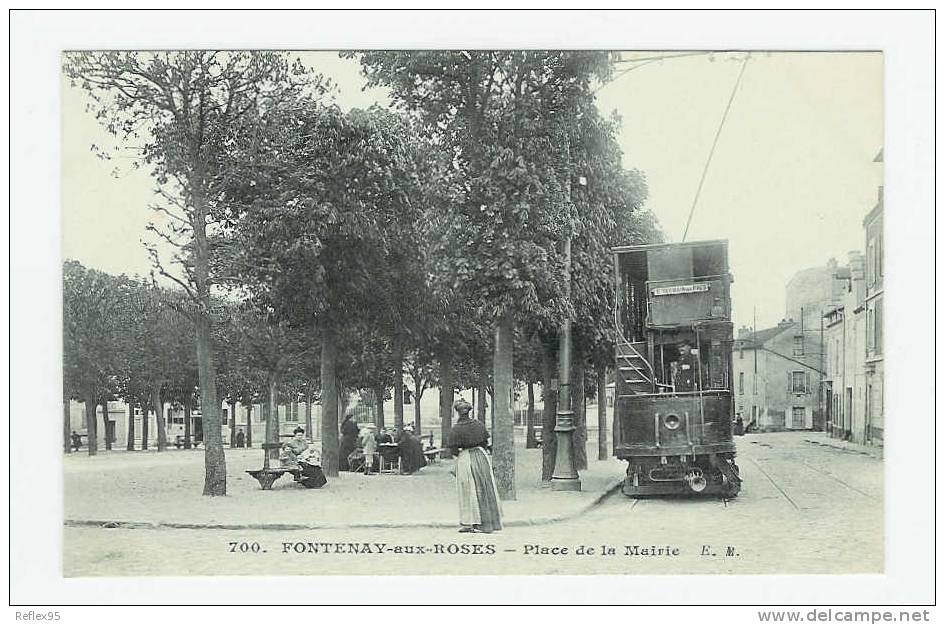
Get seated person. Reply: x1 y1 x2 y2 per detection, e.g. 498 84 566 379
376 428 393 445
296 446 327 489
280 427 310 471
398 425 427 475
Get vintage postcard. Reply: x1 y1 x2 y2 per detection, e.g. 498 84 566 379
56 47 888 581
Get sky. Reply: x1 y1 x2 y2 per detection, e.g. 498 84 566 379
61 51 883 330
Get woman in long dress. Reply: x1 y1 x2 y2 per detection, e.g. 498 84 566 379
398 425 427 475
280 427 309 470
339 413 359 471
447 399 502 533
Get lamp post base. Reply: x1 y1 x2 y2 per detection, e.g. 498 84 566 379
550 477 582 491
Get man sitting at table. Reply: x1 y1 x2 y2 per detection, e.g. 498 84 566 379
376 428 393 445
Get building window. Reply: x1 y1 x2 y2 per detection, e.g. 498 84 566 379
791 371 807 394
739 372 745 395
793 335 804 356
874 298 883 356
222 408 228 425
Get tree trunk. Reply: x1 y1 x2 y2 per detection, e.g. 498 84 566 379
304 395 313 440
152 383 167 452
477 369 488 421
541 339 557 481
393 343 404 432
320 326 340 477
85 393 98 456
126 400 135 451
571 356 587 471
101 400 112 451
196 315 226 496
374 385 386 429
596 364 608 461
184 394 192 449
492 314 516 500
229 400 237 447
141 397 150 451
266 374 281 462
245 404 253 448
525 380 538 448
63 399 72 454
438 357 454 459
413 381 423 432
192 185 227 494
490 388 495 435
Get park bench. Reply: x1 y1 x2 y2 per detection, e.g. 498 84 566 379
423 447 443 463
245 442 300 490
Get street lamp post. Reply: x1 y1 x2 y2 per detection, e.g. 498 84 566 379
551 175 585 492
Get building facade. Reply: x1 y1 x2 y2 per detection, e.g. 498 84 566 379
820 183 883 446
863 188 884 444
67 398 325 450
733 318 824 431
822 253 867 441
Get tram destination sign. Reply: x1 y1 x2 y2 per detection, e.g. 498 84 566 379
651 283 711 296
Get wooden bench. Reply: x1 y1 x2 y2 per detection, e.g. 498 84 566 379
423 448 442 464
246 442 300 490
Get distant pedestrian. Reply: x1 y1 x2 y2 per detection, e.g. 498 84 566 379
70 431 81 452
360 424 377 475
235 429 245 448
447 399 502 534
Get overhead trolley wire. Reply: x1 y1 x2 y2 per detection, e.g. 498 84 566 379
681 53 750 242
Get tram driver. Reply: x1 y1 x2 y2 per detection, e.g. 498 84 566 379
671 342 698 392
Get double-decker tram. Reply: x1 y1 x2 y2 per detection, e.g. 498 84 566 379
612 239 741 497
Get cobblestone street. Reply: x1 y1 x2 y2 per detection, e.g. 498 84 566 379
64 432 882 577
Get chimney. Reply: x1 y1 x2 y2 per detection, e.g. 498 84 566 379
738 326 752 340
848 250 865 281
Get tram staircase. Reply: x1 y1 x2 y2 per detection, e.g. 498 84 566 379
616 339 657 395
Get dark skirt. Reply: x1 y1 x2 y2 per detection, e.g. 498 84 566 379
298 462 327 489
339 435 358 471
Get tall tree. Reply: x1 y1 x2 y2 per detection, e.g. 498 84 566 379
63 261 122 456
354 51 614 499
64 51 317 495
217 101 426 477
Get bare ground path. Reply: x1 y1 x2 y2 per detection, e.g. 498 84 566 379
63 432 883 577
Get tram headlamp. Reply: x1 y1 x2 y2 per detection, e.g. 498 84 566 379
663 413 681 430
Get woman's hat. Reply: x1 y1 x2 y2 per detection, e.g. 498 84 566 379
453 399 473 414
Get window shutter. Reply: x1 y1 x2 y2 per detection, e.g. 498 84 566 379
806 371 811 395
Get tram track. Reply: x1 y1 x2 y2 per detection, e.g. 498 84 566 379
747 457 800 511
797 459 874 498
